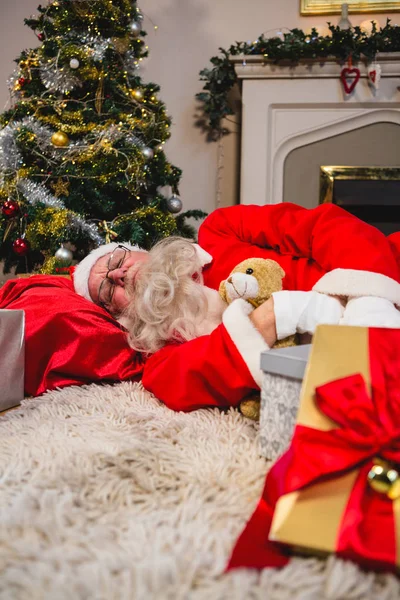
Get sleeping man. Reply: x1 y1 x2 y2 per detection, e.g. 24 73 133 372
1 202 399 408
73 202 400 412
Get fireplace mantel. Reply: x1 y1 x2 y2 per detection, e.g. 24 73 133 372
231 53 400 205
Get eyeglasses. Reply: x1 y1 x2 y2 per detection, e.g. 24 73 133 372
97 244 131 307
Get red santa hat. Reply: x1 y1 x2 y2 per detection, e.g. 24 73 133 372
73 241 145 302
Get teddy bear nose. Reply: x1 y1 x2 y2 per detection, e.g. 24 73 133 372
227 276 233 284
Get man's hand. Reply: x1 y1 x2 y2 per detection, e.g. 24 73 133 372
249 297 277 347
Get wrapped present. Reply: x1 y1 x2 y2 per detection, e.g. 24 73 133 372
228 325 400 573
0 309 24 412
260 344 311 461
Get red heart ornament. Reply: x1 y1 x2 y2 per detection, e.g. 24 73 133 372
340 67 361 94
367 63 382 90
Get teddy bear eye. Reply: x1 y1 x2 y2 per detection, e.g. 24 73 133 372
245 268 254 275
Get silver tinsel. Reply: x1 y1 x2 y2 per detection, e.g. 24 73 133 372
126 133 145 149
17 179 104 246
0 117 73 179
123 51 140 76
17 179 66 210
99 124 124 144
0 120 139 176
40 60 82 93
17 117 58 157
91 38 112 62
69 214 104 246
7 68 22 99
0 122 23 175
77 34 112 62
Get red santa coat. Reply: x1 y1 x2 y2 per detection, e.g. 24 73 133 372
0 275 144 396
142 202 400 411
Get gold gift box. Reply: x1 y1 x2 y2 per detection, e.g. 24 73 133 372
268 325 400 559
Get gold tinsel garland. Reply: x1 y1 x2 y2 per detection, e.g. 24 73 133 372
17 168 34 179
37 113 97 135
38 255 59 274
35 112 168 138
21 98 171 139
25 207 69 248
115 207 178 238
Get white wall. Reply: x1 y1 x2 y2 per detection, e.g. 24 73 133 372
1 0 398 217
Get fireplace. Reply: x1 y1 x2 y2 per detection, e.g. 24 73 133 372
320 166 400 235
231 54 400 210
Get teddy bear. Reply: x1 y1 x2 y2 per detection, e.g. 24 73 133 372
219 257 297 421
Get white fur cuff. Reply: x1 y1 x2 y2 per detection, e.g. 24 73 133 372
341 296 400 328
313 269 400 307
271 291 298 340
222 299 269 388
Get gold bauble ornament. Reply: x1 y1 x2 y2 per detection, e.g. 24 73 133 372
51 131 70 147
367 462 399 495
131 89 143 101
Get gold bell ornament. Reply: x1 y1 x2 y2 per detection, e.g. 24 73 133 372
367 460 400 499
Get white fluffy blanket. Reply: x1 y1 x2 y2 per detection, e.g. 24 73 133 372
0 382 399 599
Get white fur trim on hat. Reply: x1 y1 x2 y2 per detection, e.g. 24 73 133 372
74 242 145 302
193 244 213 268
312 268 400 307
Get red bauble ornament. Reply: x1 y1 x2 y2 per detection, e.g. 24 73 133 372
13 238 30 256
18 77 26 86
1 199 20 218
37 33 44 41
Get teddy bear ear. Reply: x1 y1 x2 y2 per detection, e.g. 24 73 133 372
219 280 228 303
266 259 286 279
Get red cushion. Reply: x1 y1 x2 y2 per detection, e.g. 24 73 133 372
0 275 144 397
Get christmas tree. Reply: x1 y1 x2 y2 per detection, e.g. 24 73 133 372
0 0 204 274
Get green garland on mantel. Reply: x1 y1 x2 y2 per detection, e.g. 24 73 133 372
196 20 400 139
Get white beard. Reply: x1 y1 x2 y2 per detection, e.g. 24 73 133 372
193 285 226 337
122 237 229 354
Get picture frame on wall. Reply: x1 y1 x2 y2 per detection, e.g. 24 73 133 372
300 0 400 14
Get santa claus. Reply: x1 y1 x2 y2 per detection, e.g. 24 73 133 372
72 202 400 413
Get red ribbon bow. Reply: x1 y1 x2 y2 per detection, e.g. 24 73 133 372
229 329 400 572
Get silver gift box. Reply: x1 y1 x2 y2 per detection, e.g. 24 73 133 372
259 344 311 461
0 309 25 412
